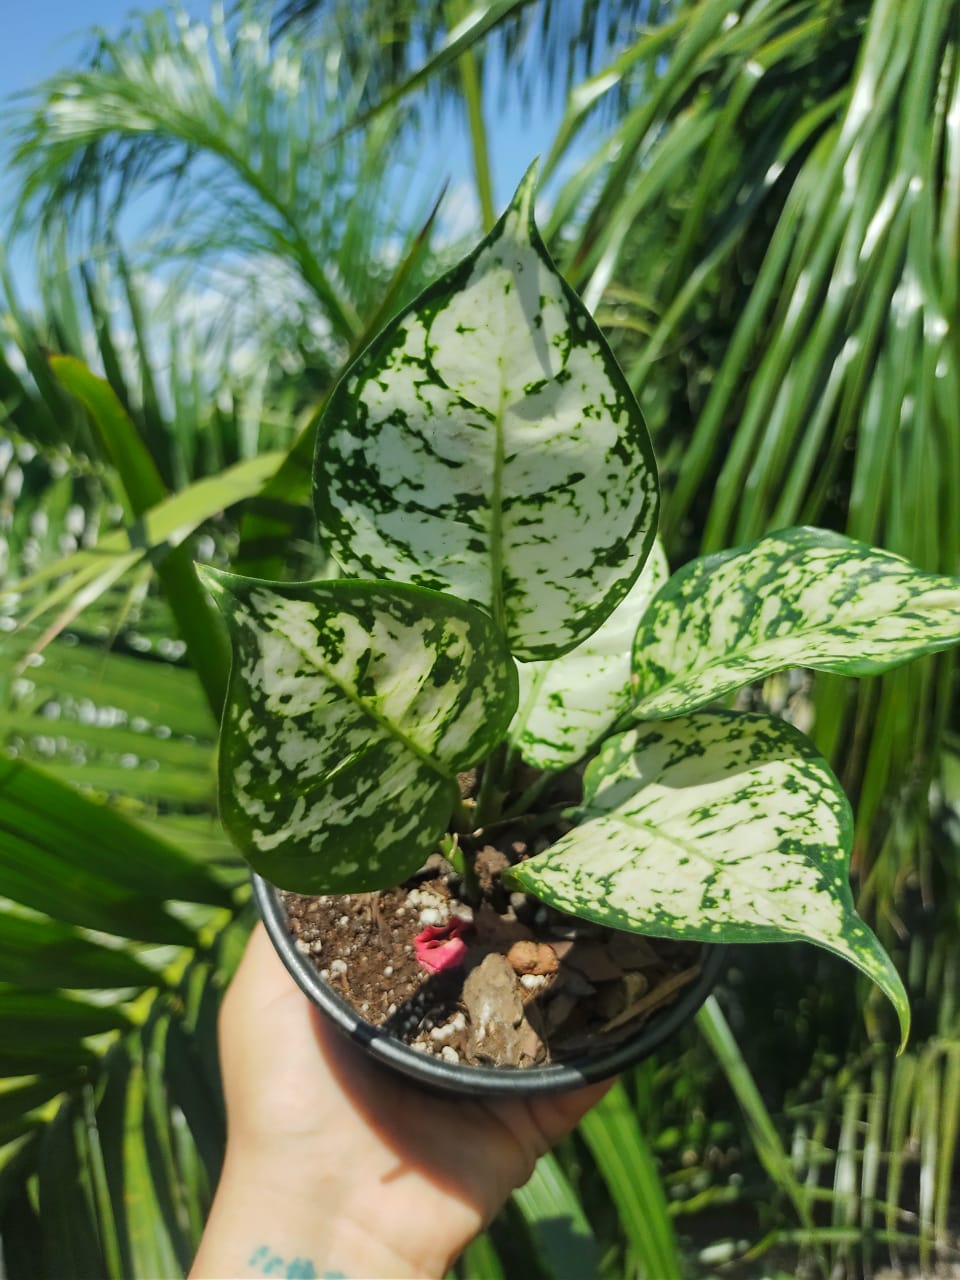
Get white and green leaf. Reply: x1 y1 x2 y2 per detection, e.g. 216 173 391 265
314 164 659 661
204 570 518 894
509 711 909 1048
632 527 960 718
510 539 669 770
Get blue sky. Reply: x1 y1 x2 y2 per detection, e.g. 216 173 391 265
2 0 210 100
1 1 581 208
0 3 597 313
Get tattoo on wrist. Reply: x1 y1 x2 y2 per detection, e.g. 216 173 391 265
247 1243 347 1278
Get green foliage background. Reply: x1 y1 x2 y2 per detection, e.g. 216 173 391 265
1 1 959 1275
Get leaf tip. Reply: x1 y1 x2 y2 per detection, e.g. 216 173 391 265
509 157 541 228
876 955 911 1056
195 562 227 602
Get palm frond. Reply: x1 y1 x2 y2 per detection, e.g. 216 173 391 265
0 918 247 1280
271 0 656 116
10 5 431 348
537 0 960 907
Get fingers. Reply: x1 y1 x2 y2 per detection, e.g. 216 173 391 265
526 1075 616 1153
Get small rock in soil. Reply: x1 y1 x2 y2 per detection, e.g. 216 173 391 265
281 837 703 1071
506 939 559 976
463 953 525 1066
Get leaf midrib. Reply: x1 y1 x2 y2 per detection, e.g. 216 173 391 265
578 805 848 919
277 627 453 783
489 366 507 632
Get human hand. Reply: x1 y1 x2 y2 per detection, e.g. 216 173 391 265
190 924 612 1279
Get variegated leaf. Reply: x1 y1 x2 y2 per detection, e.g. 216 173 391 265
510 539 669 770
314 164 659 661
510 711 909 1047
202 569 518 894
633 527 960 719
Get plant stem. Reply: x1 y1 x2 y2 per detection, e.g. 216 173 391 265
482 804 572 838
474 744 507 827
459 846 482 905
500 769 560 822
450 798 476 834
443 832 482 904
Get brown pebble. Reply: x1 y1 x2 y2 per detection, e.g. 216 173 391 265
551 967 596 998
518 1020 546 1065
474 845 510 880
463 953 526 1066
473 904 534 950
506 940 559 976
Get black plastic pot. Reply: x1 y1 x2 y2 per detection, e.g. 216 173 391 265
253 873 727 1097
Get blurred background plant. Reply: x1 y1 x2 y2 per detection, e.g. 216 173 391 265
1 0 959 1275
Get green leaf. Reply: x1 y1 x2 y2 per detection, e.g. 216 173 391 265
511 1152 601 1280
48 355 229 718
44 761 215 806
0 913 156 990
314 165 659 661
0 1043 97 1080
458 1232 504 1280
0 1179 44 1280
578 1080 682 1280
18 641 216 741
511 539 668 769
7 451 284 601
38 1102 106 1280
0 707 215 774
696 996 821 1250
96 1036 187 1280
162 1016 225 1186
509 711 910 1048
0 756 225 942
48 356 166 517
205 570 518 893
0 990 131 1045
632 527 960 719
0 1077 80 1132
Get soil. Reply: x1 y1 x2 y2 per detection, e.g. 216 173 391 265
281 802 702 1069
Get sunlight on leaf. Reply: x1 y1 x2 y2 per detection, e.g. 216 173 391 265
205 569 517 892
315 164 659 660
510 711 910 1049
633 528 960 719
511 538 668 769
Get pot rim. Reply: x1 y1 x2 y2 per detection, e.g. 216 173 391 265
253 873 727 1097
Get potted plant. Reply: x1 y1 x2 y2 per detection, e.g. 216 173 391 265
200 166 960 1093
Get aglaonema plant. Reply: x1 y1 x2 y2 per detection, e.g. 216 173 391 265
201 165 960 1052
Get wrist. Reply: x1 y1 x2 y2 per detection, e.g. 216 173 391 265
192 1139 477 1279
